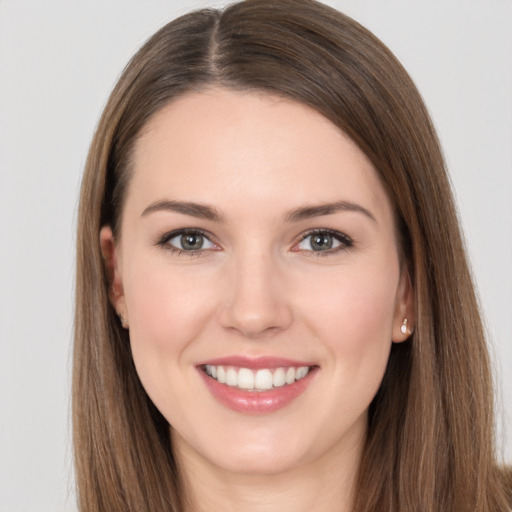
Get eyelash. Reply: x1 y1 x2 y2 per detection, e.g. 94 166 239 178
157 229 218 257
156 228 353 256
295 228 353 257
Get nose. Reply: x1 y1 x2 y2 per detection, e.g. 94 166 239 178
218 248 293 339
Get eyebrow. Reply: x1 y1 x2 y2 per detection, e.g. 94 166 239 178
284 201 377 224
141 199 377 224
141 200 224 222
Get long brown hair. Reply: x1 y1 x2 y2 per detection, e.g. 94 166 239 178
73 1 512 510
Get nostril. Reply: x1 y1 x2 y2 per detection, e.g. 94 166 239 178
219 296 293 338
217 257 293 337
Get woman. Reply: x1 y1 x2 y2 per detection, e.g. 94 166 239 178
73 0 512 510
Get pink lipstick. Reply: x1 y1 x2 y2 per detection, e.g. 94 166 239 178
196 356 318 414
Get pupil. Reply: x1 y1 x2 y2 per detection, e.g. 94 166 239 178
311 234 333 251
181 233 203 250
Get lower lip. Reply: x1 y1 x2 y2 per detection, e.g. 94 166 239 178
197 367 318 414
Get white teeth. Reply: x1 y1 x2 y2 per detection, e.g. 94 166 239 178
237 368 255 390
272 368 286 387
217 366 226 384
204 364 312 391
296 366 309 380
226 367 238 386
255 369 273 390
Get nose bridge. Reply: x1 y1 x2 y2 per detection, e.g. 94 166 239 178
219 241 292 337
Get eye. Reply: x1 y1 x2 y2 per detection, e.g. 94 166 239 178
295 229 352 253
160 230 217 253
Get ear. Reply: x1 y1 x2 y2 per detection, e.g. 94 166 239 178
100 226 127 323
392 268 415 343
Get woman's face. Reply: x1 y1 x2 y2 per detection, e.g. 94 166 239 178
102 88 413 476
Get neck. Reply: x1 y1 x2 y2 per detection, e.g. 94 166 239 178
173 425 364 512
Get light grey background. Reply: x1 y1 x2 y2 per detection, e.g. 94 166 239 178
0 1 511 510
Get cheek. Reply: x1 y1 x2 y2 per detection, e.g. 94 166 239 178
122 261 220 406
298 262 398 344
288 268 398 450
295 262 399 398
125 262 215 349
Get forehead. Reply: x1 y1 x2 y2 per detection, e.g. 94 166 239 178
128 88 392 223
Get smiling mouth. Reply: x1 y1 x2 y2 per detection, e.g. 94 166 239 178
202 364 313 392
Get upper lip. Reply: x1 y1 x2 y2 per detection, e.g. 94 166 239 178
196 355 316 370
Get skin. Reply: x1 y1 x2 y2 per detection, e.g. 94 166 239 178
101 88 414 512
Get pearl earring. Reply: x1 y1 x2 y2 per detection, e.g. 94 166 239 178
400 318 408 335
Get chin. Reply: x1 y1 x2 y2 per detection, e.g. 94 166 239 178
212 446 306 476
173 420 313 476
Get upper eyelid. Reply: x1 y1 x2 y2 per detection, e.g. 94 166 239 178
293 229 353 257
157 227 352 250
156 228 218 253
160 228 215 242
298 228 352 243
